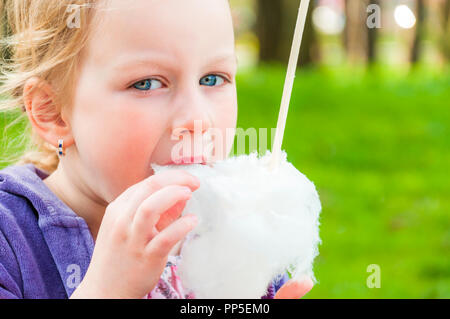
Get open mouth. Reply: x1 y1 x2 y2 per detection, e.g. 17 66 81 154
165 156 208 166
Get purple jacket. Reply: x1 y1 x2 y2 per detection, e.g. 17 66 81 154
0 164 288 299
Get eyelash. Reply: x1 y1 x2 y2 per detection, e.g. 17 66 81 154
128 74 231 95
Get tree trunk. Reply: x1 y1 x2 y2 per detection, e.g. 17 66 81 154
343 0 369 64
366 0 379 64
410 0 425 64
439 0 450 62
255 0 284 63
256 0 318 66
296 0 318 67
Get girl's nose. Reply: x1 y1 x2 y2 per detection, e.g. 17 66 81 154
170 80 214 142
176 117 211 135
171 101 212 139
171 118 211 141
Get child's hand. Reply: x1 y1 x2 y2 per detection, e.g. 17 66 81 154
71 170 200 299
274 277 314 299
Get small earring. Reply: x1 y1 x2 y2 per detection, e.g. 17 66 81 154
58 139 65 157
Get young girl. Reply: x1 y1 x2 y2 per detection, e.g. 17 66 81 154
0 0 314 299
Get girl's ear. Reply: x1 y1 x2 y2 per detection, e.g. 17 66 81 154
23 77 74 148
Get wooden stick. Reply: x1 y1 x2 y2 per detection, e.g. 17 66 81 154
269 0 311 170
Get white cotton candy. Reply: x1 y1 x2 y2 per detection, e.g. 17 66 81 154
151 150 321 299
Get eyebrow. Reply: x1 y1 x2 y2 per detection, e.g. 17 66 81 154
208 53 238 66
112 52 238 73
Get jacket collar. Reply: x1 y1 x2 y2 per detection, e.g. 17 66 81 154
0 164 95 297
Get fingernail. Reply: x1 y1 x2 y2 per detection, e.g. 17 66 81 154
181 186 192 195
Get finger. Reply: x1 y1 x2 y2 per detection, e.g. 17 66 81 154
145 214 198 259
116 169 200 220
274 278 314 299
131 185 192 245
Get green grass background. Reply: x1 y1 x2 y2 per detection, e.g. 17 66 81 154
1 65 449 298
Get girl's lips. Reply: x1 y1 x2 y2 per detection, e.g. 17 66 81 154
166 156 207 165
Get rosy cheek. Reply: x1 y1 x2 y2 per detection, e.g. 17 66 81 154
72 97 165 198
217 93 238 156
101 112 162 178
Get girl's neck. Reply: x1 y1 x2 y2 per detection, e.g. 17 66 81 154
43 166 107 241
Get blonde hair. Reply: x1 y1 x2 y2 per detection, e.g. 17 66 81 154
0 0 100 173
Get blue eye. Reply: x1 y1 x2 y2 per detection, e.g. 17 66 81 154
200 74 225 87
132 79 163 91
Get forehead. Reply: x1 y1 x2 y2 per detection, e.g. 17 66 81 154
86 0 235 67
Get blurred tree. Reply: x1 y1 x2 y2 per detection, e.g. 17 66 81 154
343 0 379 65
411 0 425 64
255 0 318 67
439 0 450 62
367 0 379 64
343 0 368 64
282 0 318 67
255 0 284 62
